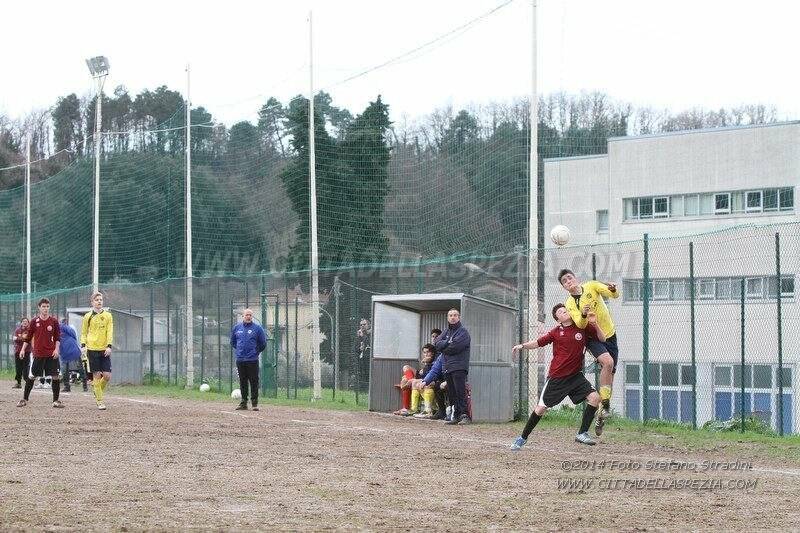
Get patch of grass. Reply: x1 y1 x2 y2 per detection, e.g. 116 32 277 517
117 381 368 412
516 406 800 463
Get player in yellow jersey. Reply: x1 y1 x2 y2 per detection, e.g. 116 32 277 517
80 292 114 410
558 269 620 436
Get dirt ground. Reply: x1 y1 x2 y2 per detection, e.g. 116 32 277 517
1 385 799 532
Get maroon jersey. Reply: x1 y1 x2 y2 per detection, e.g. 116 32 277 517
537 323 598 378
28 315 60 358
14 326 31 356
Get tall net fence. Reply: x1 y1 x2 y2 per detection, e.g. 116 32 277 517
0 2 798 431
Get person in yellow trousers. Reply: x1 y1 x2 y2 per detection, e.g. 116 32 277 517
80 291 114 410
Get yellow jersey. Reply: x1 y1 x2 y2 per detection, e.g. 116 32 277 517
564 280 619 338
80 309 114 350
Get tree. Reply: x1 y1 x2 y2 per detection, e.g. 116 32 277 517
52 94 83 157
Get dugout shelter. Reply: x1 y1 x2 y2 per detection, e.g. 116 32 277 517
67 308 144 385
368 293 517 422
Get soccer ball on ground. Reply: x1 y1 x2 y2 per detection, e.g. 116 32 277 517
199 383 211 392
550 225 571 246
231 388 242 400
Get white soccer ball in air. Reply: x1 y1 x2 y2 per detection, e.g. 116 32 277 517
550 225 571 246
231 388 242 400
199 383 211 392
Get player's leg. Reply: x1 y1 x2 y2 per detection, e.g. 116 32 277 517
235 361 248 410
568 374 599 445
249 361 259 411
89 352 105 407
511 377 559 450
50 359 64 407
13 353 24 388
19 357 40 406
61 362 71 393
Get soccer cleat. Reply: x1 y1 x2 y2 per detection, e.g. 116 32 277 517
235 402 248 411
457 414 472 425
97 402 107 410
393 408 410 416
13 381 21 389
575 432 597 446
445 417 460 425
413 412 433 419
595 407 610 436
52 400 64 408
510 436 527 451
16 399 27 407
251 405 259 412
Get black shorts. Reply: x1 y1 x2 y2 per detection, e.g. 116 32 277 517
29 357 61 379
88 350 112 373
539 373 595 409
586 333 619 373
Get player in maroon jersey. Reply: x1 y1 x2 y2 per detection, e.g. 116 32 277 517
17 298 63 408
510 303 605 448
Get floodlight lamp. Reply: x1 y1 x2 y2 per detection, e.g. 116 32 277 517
85 56 110 77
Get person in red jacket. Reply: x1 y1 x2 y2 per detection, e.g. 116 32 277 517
17 298 63 408
12 317 31 389
510 303 605 448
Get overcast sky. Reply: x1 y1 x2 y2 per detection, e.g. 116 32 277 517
2 0 798 126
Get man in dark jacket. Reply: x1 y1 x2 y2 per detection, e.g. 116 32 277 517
59 318 86 393
434 309 471 425
230 308 267 411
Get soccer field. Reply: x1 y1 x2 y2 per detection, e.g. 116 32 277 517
2 387 799 530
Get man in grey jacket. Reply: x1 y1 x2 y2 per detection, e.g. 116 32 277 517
434 309 471 425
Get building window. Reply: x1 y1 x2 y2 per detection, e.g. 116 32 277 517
780 187 794 211
623 187 794 221
622 275 795 303
624 363 696 423
596 210 609 232
714 364 793 434
653 197 669 218
715 193 731 214
746 191 763 212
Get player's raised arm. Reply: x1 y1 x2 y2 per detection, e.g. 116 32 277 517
589 280 620 299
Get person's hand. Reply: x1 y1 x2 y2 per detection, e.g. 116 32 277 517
52 349 59 360
18 353 24 360
606 282 616 292
104 347 112 357
587 312 597 325
581 304 591 316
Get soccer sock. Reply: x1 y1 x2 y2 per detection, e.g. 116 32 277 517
23 379 34 400
422 389 435 412
521 411 542 440
410 389 420 412
580 404 599 434
52 380 60 402
599 386 612 410
101 376 109 392
93 377 104 402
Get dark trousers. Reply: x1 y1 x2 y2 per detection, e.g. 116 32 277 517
61 360 87 390
446 370 469 420
236 360 260 405
14 353 30 383
434 383 448 418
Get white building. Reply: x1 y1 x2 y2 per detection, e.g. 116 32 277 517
543 121 800 433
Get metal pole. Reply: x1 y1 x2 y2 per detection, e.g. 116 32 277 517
274 296 279 398
217 278 222 392
308 10 322 401
515 246 525 420
689 242 696 430
200 297 205 384
166 283 171 384
334 276 340 398
740 277 745 434
294 295 299 399
642 233 650 423
284 274 289 398
185 63 194 389
261 273 267 396
526 0 540 416
149 280 155 384
229 298 234 392
776 232 783 436
591 252 599 389
25 136 31 316
92 74 105 293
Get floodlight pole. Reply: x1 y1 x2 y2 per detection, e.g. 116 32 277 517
185 64 194 389
527 0 540 415
90 67 107 294
308 11 322 401
25 135 31 315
